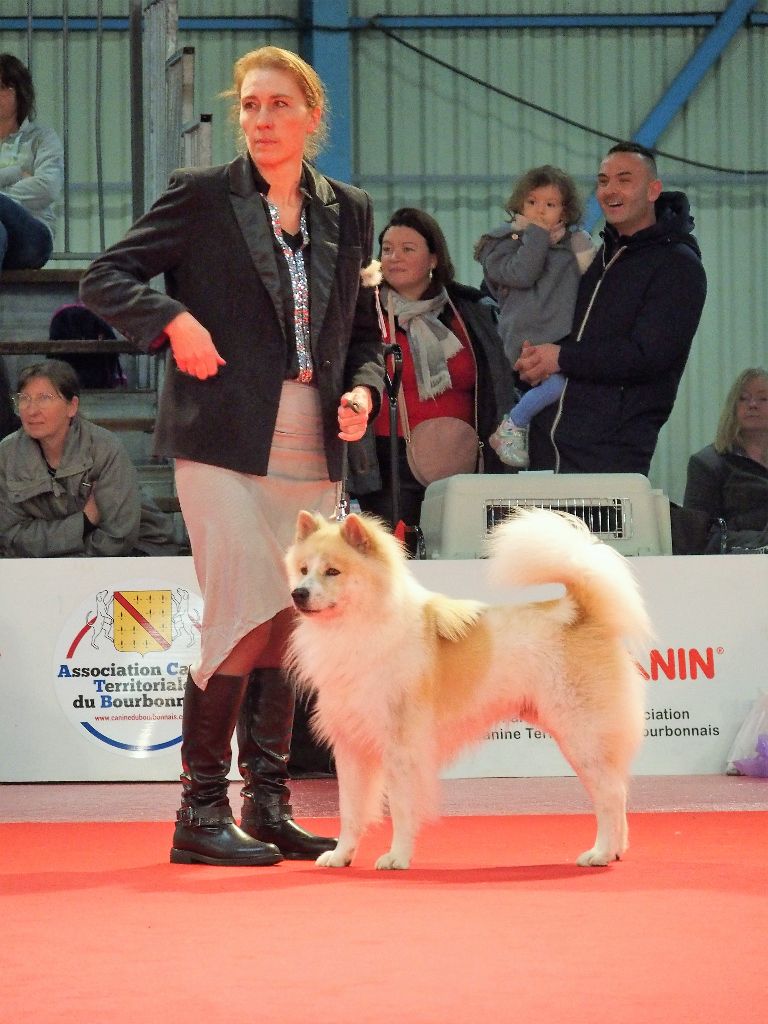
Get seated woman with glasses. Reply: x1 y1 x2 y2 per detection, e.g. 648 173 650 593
0 359 178 556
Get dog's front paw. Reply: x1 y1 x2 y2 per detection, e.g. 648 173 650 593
576 847 620 867
316 848 352 868
375 851 410 870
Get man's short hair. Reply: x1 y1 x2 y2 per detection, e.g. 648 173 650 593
606 141 658 178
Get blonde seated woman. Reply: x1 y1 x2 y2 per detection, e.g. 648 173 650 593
683 367 768 553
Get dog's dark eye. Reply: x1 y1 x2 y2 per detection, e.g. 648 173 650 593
325 567 340 577
300 566 308 576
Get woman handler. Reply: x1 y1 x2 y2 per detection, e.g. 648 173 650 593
81 47 384 866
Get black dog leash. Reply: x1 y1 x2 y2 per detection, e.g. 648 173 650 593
382 343 403 528
334 397 362 521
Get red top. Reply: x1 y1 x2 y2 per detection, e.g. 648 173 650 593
373 307 476 437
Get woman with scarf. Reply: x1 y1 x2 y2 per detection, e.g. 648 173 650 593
351 207 516 530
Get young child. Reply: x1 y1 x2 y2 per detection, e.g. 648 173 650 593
474 165 595 468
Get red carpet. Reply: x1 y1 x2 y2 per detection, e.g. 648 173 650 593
1 813 765 1024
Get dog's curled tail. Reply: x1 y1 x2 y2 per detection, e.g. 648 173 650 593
486 509 653 650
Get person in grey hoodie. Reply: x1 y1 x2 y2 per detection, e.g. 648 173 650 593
475 165 595 468
0 53 63 270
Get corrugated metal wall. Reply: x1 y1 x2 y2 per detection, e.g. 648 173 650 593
1 0 766 504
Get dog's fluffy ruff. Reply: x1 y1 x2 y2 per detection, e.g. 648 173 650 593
286 509 649 871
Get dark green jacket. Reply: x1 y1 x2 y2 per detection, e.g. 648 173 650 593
0 417 176 557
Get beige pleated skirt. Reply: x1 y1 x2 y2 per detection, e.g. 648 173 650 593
175 381 339 688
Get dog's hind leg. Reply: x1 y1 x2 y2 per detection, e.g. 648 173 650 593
561 739 631 866
574 764 629 867
316 743 383 868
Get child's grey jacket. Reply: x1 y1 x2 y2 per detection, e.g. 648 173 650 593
475 217 595 366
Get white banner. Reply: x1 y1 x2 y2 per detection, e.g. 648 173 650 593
1 558 201 781
0 555 765 781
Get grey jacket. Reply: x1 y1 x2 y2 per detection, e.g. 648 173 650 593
475 220 595 365
0 417 177 557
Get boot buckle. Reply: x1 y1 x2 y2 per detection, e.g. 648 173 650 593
176 805 233 827
176 806 196 826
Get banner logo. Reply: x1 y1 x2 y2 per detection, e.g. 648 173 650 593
113 590 174 653
54 581 203 757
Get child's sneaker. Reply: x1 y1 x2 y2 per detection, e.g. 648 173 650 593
497 424 529 469
489 414 516 454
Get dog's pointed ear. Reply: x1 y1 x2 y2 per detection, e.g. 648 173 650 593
341 513 373 554
295 510 322 542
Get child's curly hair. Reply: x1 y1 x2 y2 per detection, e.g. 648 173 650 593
504 165 583 227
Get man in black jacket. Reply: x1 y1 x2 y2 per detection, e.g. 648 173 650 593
517 142 707 475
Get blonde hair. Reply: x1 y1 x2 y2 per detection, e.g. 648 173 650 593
223 46 328 161
714 367 768 453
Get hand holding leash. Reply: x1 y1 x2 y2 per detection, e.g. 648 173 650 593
337 386 372 441
334 387 373 520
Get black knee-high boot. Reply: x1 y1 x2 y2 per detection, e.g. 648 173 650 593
170 671 283 866
237 667 337 859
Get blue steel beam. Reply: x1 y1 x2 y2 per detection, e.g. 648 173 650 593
633 0 758 149
356 15 717 30
584 0 759 232
0 17 296 31
5 12 768 31
299 0 352 183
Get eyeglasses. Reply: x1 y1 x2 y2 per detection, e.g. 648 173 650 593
13 392 65 411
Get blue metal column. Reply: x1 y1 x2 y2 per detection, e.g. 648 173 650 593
300 0 352 182
585 0 758 232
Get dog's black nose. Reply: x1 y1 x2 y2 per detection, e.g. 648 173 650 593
291 587 310 609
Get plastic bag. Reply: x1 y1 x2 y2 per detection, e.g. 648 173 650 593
726 692 768 776
733 734 768 778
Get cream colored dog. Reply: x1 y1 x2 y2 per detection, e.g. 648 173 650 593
286 508 650 870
